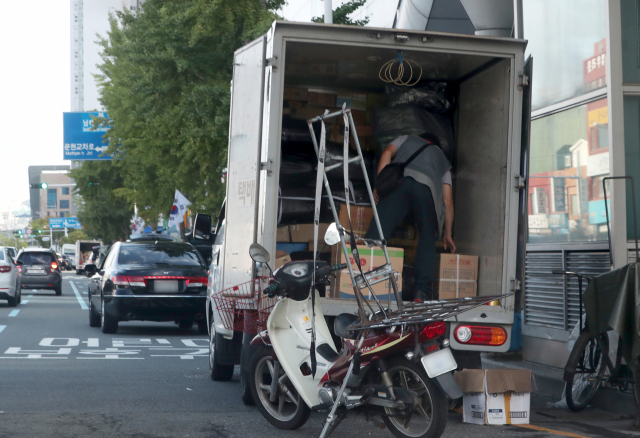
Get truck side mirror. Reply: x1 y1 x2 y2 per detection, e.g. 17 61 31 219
193 213 213 243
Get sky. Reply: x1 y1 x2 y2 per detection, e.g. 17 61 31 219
0 2 70 212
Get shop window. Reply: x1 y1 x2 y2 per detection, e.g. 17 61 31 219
528 98 609 243
47 189 57 209
523 0 607 110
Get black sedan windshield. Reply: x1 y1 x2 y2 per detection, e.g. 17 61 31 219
118 244 204 267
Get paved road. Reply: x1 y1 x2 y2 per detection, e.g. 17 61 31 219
0 272 638 437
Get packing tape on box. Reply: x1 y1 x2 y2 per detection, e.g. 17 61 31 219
439 254 475 298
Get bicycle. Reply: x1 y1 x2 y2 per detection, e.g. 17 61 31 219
553 270 639 412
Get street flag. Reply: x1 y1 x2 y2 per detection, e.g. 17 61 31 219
167 190 191 229
131 215 145 235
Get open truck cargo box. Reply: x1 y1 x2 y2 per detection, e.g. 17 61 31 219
216 21 531 353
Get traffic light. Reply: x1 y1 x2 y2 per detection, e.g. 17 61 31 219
29 183 48 189
37 230 42 234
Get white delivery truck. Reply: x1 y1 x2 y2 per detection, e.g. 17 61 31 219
75 240 102 275
62 244 76 269
192 21 532 399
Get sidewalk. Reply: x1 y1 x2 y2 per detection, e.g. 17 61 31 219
482 352 636 416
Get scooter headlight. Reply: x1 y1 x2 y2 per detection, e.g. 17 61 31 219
282 263 308 277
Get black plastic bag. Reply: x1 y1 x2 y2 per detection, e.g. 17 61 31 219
384 82 454 114
373 105 455 163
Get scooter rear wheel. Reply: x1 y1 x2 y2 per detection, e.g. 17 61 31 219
382 358 448 438
249 347 310 430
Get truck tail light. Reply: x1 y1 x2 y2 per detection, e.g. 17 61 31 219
0 266 11 273
418 321 446 342
186 277 208 287
454 325 507 346
51 262 58 272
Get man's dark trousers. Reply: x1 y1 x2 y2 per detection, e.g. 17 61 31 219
365 177 438 299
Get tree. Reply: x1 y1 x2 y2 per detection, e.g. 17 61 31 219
94 0 280 226
58 229 89 247
312 0 370 26
70 161 133 244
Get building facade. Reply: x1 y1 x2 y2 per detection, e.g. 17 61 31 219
28 166 76 220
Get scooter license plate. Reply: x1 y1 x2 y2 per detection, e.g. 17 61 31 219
420 348 457 378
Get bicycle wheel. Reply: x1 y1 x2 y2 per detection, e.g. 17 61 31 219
565 331 608 412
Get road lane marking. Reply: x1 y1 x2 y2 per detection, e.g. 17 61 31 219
28 295 32 297
69 281 88 310
157 339 170 344
22 300 28 304
8 310 19 317
513 424 591 438
0 326 5 334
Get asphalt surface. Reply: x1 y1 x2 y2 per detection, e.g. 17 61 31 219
0 272 638 437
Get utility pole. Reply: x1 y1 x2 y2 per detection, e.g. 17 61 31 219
324 0 333 24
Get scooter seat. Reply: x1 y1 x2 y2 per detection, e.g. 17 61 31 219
316 343 340 362
334 313 359 340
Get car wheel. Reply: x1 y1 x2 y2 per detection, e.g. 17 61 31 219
55 285 62 296
178 320 193 329
16 284 21 304
101 297 118 334
89 297 100 327
209 321 234 381
7 294 17 307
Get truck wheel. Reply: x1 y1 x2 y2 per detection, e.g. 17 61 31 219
209 322 234 381
240 368 255 405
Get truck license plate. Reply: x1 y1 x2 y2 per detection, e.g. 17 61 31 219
420 348 457 378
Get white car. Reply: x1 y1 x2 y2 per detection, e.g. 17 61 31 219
0 246 21 306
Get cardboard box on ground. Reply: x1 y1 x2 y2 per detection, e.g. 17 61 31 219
454 369 535 425
438 253 478 299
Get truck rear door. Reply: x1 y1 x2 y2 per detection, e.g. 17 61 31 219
222 36 266 289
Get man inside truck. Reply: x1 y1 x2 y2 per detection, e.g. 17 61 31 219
366 132 455 302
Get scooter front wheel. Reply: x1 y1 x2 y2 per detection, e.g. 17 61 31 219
249 347 311 430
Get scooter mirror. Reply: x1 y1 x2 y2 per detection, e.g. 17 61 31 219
324 222 341 246
249 243 270 264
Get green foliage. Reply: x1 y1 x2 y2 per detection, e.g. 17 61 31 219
94 0 280 225
58 229 89 247
312 0 369 26
28 218 50 248
70 161 133 244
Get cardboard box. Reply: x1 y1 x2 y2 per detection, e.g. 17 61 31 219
332 245 404 300
276 224 330 243
283 87 308 101
275 255 292 270
454 369 534 425
329 124 373 144
338 205 374 238
289 103 340 121
438 254 478 299
308 91 337 108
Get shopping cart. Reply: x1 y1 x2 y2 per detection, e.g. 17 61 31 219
210 277 278 335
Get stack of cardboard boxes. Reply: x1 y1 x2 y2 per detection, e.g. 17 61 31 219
283 87 375 152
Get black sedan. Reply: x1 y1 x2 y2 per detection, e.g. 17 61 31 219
85 236 208 334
